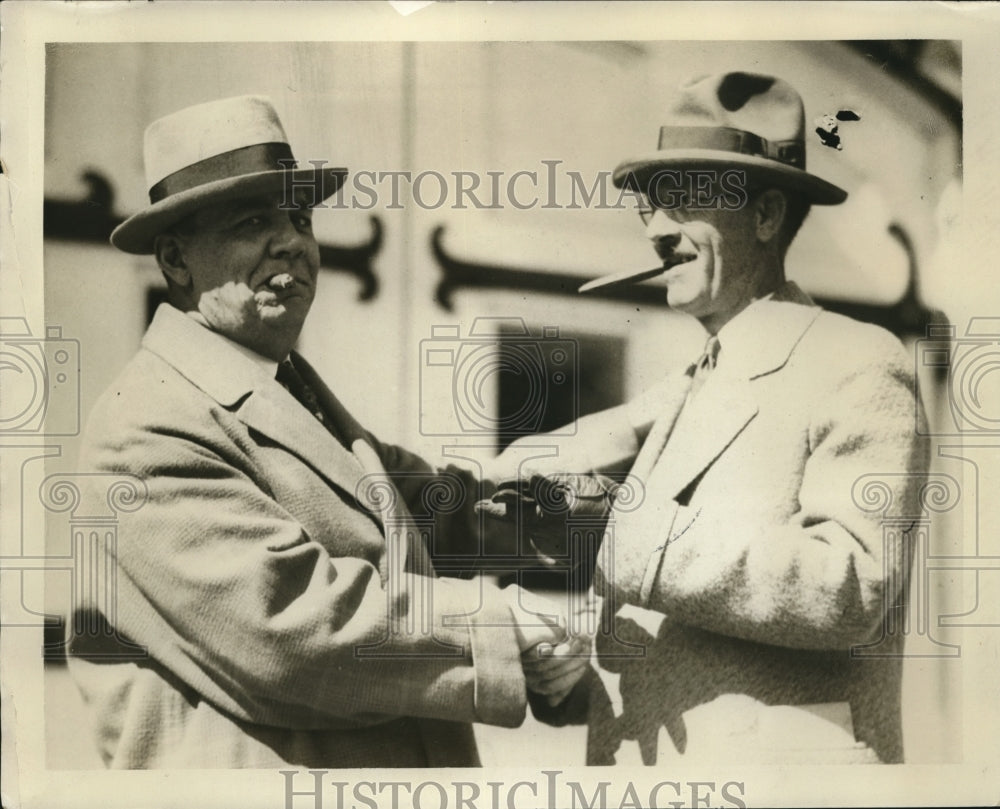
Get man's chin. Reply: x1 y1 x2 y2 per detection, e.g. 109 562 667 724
254 300 310 339
664 281 698 311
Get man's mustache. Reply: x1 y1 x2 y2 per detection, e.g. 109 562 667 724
653 231 698 265
656 247 698 268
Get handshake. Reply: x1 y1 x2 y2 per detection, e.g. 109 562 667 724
475 472 620 569
501 585 598 707
477 473 619 706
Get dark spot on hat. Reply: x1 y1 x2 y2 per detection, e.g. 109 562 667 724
717 72 776 111
816 126 842 150
836 109 862 121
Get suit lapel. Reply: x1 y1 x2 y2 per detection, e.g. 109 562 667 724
141 305 372 505
654 372 758 501
280 354 435 578
640 283 823 501
288 353 371 450
627 370 693 486
237 380 370 503
352 439 436 578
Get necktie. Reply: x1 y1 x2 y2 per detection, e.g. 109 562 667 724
687 334 721 401
637 335 722 474
276 358 345 446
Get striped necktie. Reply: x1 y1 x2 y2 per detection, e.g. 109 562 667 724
276 358 345 446
687 334 721 401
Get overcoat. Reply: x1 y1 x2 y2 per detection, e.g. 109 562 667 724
69 304 526 768
521 283 929 764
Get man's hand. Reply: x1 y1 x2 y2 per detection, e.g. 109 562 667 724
522 634 593 707
514 588 597 707
501 585 567 652
476 473 618 567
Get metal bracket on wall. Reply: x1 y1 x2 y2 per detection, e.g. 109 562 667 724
44 171 382 302
431 225 670 310
431 222 945 339
318 216 382 301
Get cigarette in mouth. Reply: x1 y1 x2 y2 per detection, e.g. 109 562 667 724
268 273 295 291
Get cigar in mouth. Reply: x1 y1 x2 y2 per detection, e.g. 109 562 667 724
578 252 696 293
268 273 296 291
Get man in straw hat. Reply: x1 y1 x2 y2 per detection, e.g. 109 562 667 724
482 71 929 764
67 95 592 768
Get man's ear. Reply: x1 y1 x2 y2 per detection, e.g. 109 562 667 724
153 233 191 288
754 189 787 245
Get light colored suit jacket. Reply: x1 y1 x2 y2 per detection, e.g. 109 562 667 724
69 304 526 769
518 283 929 764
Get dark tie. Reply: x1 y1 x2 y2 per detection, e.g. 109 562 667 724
687 334 721 401
276 358 345 446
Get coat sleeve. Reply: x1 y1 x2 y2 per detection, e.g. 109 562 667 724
595 333 930 650
80 404 526 732
484 374 682 481
409 373 686 572
376 406 646 570
363 435 534 569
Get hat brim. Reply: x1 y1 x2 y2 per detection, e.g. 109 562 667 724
110 166 348 254
612 149 847 206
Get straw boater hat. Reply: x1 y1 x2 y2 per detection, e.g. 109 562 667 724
111 95 347 254
581 71 848 292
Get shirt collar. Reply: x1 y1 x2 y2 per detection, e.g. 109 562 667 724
709 280 821 379
142 304 281 406
715 288 779 351
184 311 280 379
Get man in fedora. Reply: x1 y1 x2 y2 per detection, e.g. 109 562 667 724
484 72 929 764
68 95 591 768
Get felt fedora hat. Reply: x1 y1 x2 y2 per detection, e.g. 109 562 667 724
612 71 847 206
111 95 347 254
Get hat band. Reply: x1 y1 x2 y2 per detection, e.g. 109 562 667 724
148 142 297 203
657 126 805 169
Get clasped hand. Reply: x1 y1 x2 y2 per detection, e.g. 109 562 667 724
476 473 618 567
502 585 597 707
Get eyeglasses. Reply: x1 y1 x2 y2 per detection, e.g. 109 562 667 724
638 185 756 225
637 205 658 226
637 194 690 226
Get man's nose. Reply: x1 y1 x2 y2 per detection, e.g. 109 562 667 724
269 212 308 258
645 209 683 250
